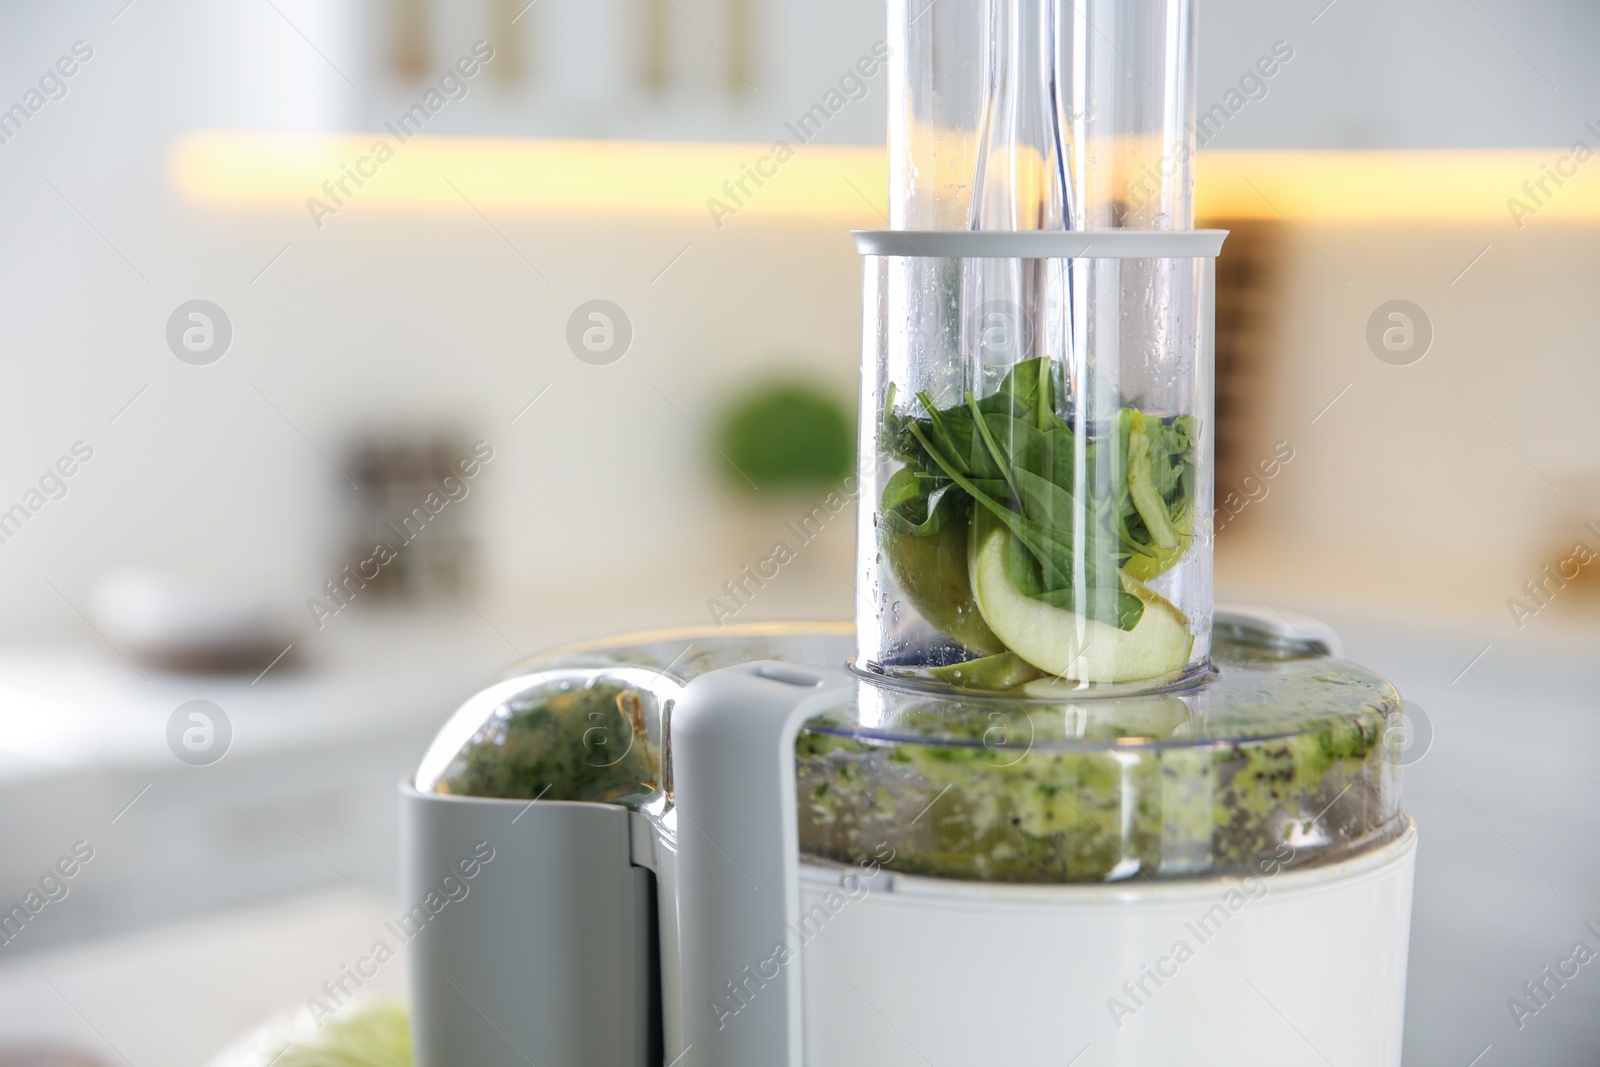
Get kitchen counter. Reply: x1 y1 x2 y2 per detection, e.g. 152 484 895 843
0 888 404 1067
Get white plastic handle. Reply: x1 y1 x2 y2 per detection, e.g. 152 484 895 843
669 662 853 1067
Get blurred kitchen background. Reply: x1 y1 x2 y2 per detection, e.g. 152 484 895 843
1 0 1599 1064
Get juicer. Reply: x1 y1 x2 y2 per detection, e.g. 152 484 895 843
401 1 1417 1063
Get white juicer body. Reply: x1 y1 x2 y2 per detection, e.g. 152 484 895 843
662 663 1414 1066
403 652 1416 1067
792 832 1415 1065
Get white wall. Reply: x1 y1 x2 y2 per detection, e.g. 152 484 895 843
9 0 1597 149
1198 0 1598 149
4 0 1600 641
1214 216 1600 626
0 187 865 641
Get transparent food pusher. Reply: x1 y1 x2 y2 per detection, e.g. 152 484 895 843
400 1 1418 1064
867 0 1209 689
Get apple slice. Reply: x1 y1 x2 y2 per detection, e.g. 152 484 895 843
969 519 1192 683
882 515 1005 656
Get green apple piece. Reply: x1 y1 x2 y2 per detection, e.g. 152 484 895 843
1018 682 1193 735
1120 529 1190 583
883 514 1005 655
969 520 1192 683
929 651 1043 691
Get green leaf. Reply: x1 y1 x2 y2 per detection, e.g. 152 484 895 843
966 393 1023 502
1127 411 1180 551
884 480 961 538
976 357 1058 421
1010 470 1133 606
881 357 1196 637
982 412 1049 472
880 465 925 514
915 393 1006 480
1016 425 1079 494
996 510 1144 629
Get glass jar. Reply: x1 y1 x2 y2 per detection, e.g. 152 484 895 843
873 0 1212 691
854 230 1220 689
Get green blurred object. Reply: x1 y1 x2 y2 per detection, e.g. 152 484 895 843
275 1002 412 1067
716 379 853 491
207 999 412 1067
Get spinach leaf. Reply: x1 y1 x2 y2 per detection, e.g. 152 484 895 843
1001 529 1144 629
880 358 1195 633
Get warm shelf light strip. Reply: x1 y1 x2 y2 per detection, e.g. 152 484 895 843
169 132 889 221
169 131 1600 224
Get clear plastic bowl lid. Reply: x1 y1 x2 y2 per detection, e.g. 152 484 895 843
415 618 1405 884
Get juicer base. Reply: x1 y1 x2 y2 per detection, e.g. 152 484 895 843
797 818 1416 1066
